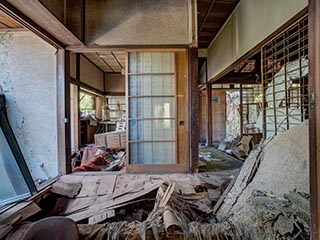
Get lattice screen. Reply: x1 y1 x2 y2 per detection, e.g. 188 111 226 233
261 15 308 138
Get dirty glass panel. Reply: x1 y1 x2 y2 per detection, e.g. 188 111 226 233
152 142 175 164
130 142 152 164
152 120 175 141
129 120 152 141
129 97 174 119
129 52 174 73
129 75 175 96
129 120 175 141
129 98 152 119
0 127 30 205
130 142 174 164
152 97 175 118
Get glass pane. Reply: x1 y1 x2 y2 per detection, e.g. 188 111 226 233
152 120 175 140
152 142 175 164
129 75 175 96
0 127 30 204
129 52 174 73
130 142 175 164
129 120 175 141
129 97 175 119
130 120 152 141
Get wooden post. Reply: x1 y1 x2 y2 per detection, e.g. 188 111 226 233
240 84 243 137
309 0 320 239
189 48 199 173
206 83 212 146
65 51 72 173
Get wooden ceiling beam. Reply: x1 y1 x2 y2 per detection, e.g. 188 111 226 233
111 51 123 68
198 0 215 33
96 52 115 72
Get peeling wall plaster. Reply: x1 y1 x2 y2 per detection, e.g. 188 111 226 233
0 31 58 182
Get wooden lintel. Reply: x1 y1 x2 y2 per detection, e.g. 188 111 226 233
105 92 125 96
4 0 83 46
214 77 259 84
67 44 191 53
0 0 64 48
80 82 105 96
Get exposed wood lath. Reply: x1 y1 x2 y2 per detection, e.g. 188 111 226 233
197 0 239 48
83 51 125 73
0 10 22 29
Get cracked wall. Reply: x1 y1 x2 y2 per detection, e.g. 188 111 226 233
0 31 58 182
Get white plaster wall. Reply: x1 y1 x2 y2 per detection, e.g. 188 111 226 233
80 55 104 91
207 0 308 80
0 31 58 181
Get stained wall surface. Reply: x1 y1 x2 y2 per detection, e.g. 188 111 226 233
0 31 58 181
80 55 104 91
207 0 308 80
85 0 190 45
105 73 125 94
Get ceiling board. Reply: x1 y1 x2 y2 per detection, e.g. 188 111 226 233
83 51 125 73
197 0 240 48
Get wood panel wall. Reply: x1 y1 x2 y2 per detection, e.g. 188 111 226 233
212 90 226 142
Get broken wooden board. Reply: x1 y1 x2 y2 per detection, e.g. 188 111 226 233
0 201 41 224
88 210 115 224
66 180 163 222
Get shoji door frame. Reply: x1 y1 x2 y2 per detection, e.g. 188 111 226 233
125 48 190 173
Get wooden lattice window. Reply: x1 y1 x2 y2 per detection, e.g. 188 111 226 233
262 15 308 138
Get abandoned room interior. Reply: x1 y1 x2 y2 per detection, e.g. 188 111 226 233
0 0 319 239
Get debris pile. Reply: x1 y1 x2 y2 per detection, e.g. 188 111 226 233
218 135 254 160
0 121 310 239
216 121 310 239
72 146 126 172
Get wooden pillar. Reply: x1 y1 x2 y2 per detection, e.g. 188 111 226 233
189 48 199 173
309 0 320 239
65 51 72 173
240 84 243 137
206 83 212 146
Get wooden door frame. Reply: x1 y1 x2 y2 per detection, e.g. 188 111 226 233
308 0 320 239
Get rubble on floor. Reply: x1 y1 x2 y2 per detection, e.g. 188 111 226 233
216 121 310 239
0 122 310 239
218 135 254 160
199 147 243 171
0 171 236 239
72 146 126 172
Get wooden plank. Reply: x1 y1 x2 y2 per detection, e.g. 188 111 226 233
308 1 320 239
97 175 117 196
212 176 237 214
0 202 40 224
88 210 115 224
67 180 162 222
77 176 101 198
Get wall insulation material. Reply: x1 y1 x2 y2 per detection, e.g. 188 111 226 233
207 0 308 81
85 0 191 45
0 31 58 181
80 55 104 91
